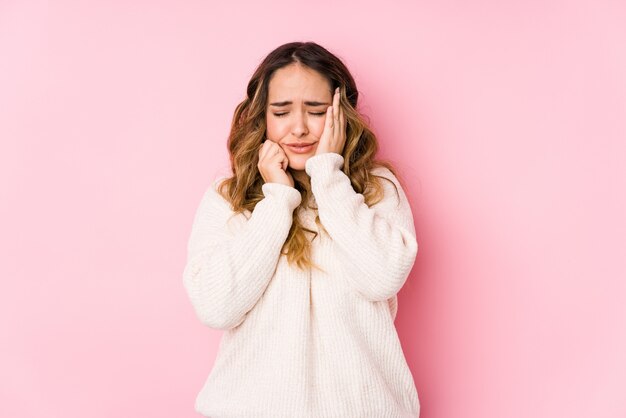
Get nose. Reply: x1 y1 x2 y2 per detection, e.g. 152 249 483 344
291 111 309 138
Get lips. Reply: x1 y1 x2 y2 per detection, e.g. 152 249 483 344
285 142 316 154
286 142 314 146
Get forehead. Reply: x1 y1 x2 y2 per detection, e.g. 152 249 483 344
268 63 332 99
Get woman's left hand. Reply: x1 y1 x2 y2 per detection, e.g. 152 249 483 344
315 87 346 156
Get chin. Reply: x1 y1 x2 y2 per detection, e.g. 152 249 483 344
288 162 306 171
287 155 312 171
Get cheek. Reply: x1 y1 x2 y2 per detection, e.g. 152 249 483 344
266 117 287 138
311 117 327 138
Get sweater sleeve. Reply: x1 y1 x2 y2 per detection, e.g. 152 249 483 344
182 178 302 330
305 153 418 302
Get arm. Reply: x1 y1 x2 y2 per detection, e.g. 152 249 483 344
182 178 302 330
305 152 418 302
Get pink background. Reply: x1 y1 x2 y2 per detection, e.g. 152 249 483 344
1 1 625 417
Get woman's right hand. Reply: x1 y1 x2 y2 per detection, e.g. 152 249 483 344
258 139 294 188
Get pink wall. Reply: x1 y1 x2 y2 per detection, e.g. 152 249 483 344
1 1 625 417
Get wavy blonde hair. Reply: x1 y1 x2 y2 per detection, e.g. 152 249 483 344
217 41 404 272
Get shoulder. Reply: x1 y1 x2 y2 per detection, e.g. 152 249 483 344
211 175 230 195
197 175 232 213
367 164 413 211
369 162 408 188
369 164 403 196
369 165 398 184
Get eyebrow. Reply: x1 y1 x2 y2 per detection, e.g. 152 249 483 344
269 100 330 107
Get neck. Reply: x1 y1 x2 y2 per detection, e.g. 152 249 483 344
291 169 309 184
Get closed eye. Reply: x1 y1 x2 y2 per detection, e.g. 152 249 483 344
273 112 326 118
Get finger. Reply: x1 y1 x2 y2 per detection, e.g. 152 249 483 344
326 105 334 130
260 139 278 162
334 89 340 124
259 140 270 161
333 90 341 144
267 143 286 165
333 105 341 142
269 142 281 155
282 155 289 171
339 103 345 136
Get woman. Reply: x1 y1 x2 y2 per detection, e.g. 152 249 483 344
183 41 420 417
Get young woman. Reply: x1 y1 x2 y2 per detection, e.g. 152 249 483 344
183 41 420 417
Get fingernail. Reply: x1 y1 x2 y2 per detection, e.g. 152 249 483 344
335 87 340 94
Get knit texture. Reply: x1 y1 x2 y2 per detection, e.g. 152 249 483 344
183 152 420 418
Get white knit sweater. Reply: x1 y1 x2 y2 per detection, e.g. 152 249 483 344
183 152 420 418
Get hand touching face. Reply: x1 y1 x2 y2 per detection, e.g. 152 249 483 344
257 139 294 188
314 87 346 156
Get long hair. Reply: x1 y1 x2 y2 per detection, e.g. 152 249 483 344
217 41 402 271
